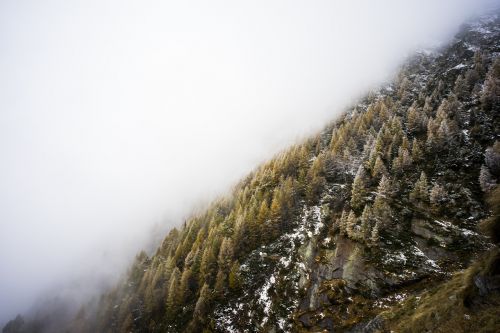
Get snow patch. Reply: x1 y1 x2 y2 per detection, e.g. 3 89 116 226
460 228 478 237
257 274 277 325
279 256 292 268
384 252 407 265
452 63 466 70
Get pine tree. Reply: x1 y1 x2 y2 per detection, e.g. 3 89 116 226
454 74 469 99
398 77 412 103
481 58 500 111
410 172 429 206
166 267 181 320
474 50 486 76
244 202 259 249
346 210 357 239
426 117 439 151
193 283 212 323
373 194 391 227
370 222 380 245
431 79 445 103
228 261 242 291
377 175 392 198
411 138 424 162
338 210 349 235
372 156 387 179
199 245 217 286
360 204 373 241
218 237 234 273
269 187 284 238
351 165 368 211
480 165 497 192
423 96 433 115
257 199 269 226
430 183 448 213
214 270 227 297
178 268 190 304
392 147 412 172
407 105 426 134
401 135 410 151
436 118 455 148
256 199 270 243
465 68 480 88
306 155 326 203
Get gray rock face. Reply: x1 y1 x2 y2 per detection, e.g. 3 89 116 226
411 219 452 245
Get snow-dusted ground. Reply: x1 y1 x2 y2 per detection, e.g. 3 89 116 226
213 204 327 332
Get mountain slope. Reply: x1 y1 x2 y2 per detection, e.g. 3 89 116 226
4 11 500 333
91 13 500 332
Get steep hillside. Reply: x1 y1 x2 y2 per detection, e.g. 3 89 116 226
4 12 500 333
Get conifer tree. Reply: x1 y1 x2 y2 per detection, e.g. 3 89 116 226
166 267 181 320
179 267 194 304
474 50 486 76
351 165 368 211
218 237 234 273
360 204 373 241
432 79 445 102
269 189 283 239
481 58 500 111
338 210 349 235
480 165 497 192
214 269 227 297
228 261 242 291
256 199 270 243
411 138 424 162
346 210 357 239
257 200 269 226
244 202 259 249
423 96 433 115
373 194 392 228
454 74 469 99
377 175 392 198
200 245 217 286
465 68 480 88
193 283 212 323
372 156 387 179
410 172 429 206
407 105 426 134
306 155 326 203
430 183 448 213
370 222 380 245
392 147 412 172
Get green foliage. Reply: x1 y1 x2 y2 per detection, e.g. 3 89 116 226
410 171 429 206
351 165 368 211
228 261 242 291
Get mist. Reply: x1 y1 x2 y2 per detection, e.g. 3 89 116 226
0 0 497 326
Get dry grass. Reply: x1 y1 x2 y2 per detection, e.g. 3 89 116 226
383 250 500 333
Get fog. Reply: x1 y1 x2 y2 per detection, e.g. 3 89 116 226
0 0 497 326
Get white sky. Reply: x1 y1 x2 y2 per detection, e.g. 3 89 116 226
0 0 497 324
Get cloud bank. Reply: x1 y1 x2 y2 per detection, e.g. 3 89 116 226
0 0 497 325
